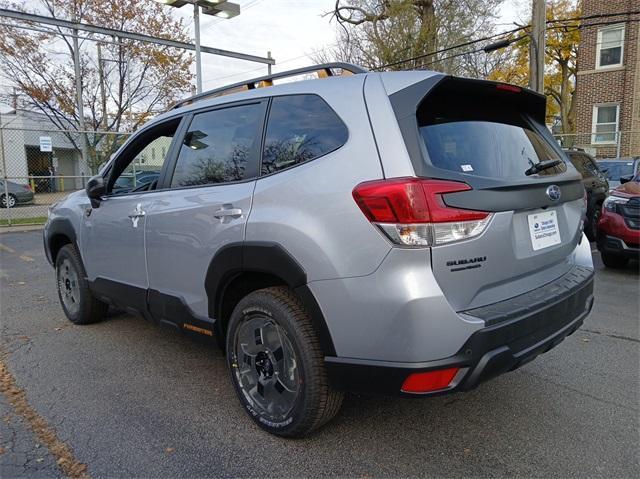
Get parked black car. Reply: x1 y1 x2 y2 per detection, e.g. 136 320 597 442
564 149 609 241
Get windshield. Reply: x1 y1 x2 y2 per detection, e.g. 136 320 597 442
600 161 635 181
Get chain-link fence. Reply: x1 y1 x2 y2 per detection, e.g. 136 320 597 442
553 130 640 160
0 126 130 226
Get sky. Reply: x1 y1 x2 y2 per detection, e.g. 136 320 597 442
0 0 528 112
171 0 528 90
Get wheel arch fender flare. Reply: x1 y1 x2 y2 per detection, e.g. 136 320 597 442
205 241 337 356
45 217 79 266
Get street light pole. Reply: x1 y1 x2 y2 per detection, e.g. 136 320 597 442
194 2 203 94
154 1 241 95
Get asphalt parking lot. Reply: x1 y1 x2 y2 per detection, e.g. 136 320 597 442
0 229 638 478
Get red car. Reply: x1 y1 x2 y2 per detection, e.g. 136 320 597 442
597 173 640 268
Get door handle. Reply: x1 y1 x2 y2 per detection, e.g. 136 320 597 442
213 206 243 219
128 203 145 228
128 203 146 218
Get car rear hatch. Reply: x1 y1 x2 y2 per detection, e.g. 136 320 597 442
389 76 585 311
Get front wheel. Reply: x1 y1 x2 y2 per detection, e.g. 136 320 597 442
600 250 629 269
226 286 343 437
55 244 108 324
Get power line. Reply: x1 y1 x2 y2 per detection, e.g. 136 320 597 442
372 10 640 72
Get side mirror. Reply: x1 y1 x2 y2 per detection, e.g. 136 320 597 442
86 175 106 208
619 174 633 184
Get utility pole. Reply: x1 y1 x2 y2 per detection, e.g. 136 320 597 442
529 0 546 94
97 43 108 130
267 51 272 75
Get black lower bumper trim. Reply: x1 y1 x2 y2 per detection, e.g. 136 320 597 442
597 234 640 259
325 268 594 397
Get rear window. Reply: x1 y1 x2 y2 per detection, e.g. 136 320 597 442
417 85 566 179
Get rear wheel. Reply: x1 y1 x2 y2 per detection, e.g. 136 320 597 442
601 251 628 269
55 244 108 324
0 193 16 208
226 286 343 437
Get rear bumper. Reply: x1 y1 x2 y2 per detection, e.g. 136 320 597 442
325 265 594 396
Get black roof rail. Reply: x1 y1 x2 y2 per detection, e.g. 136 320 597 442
171 62 368 110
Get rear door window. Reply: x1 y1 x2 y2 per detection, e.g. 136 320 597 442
417 88 565 179
170 102 264 188
261 95 348 175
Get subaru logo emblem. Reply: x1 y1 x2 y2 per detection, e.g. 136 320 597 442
546 185 561 201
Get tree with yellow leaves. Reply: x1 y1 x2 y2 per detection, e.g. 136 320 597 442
489 0 580 134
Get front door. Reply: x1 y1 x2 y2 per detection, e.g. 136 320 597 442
145 100 267 325
81 117 183 313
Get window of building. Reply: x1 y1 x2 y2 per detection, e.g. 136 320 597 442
261 95 348 175
592 104 619 144
596 24 624 69
170 103 264 188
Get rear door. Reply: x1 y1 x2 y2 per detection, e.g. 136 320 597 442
144 100 267 325
391 77 586 311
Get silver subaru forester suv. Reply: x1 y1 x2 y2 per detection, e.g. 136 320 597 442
44 63 594 437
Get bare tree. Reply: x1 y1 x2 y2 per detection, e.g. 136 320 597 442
317 0 504 75
0 0 194 170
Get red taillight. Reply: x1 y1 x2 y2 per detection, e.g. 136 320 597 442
352 178 488 224
352 178 491 247
496 83 522 93
401 368 460 393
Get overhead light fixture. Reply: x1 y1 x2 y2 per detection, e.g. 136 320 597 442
202 1 240 19
154 0 242 94
154 0 188 6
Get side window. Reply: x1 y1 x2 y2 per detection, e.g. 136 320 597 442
262 95 348 175
109 119 180 195
170 103 264 188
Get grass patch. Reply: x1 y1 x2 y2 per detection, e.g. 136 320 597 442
0 216 47 226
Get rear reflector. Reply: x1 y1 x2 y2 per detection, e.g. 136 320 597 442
352 178 491 247
401 368 460 393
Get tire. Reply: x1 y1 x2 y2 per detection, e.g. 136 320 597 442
601 251 628 269
585 206 601 242
55 244 108 324
0 193 16 208
226 286 343 437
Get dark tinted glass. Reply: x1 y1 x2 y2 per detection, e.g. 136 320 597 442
171 103 263 187
569 153 596 178
262 95 348 175
417 91 565 179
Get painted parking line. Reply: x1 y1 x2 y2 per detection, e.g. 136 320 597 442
19 255 34 262
0 243 16 254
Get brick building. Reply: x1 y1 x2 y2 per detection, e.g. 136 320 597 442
574 0 640 158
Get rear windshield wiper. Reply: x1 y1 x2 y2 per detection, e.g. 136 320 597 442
525 159 562 176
